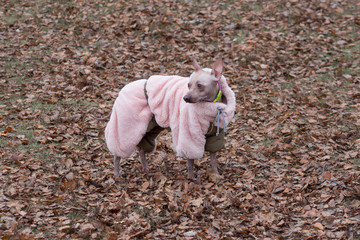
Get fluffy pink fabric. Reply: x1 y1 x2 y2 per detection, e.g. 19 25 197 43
104 80 153 158
105 68 236 159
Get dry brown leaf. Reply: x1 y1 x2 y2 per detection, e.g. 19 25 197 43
323 171 331 180
313 222 324 230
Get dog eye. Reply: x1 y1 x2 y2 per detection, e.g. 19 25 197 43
188 83 191 88
197 83 202 88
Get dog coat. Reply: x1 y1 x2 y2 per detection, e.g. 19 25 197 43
137 114 225 153
105 68 236 159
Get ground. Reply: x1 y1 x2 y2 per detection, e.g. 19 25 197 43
0 0 359 239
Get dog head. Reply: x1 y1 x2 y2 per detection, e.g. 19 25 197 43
183 57 223 103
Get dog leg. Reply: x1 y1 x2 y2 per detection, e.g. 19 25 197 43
187 158 195 180
210 152 219 175
139 148 149 173
114 156 121 177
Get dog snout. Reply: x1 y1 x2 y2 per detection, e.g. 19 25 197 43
183 95 191 103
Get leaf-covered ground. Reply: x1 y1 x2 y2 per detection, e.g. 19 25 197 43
1 0 359 239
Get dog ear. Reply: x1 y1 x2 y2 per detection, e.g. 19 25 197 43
211 57 223 79
193 58 202 71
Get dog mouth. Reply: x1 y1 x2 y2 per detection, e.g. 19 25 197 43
184 95 217 103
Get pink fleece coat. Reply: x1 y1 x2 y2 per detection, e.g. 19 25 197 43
105 68 236 159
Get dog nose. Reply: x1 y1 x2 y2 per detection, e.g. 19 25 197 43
183 95 191 103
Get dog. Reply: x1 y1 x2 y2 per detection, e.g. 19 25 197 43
105 57 236 180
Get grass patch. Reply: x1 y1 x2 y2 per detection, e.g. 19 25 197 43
1 92 25 106
0 121 55 163
132 204 154 217
35 149 55 163
233 30 245 44
63 99 100 109
277 27 287 36
0 137 7 148
352 158 360 168
1 59 30 74
29 100 59 112
68 210 86 221
280 82 294 90
15 123 35 140
316 73 331 82
240 1 262 12
262 138 274 146
2 15 19 25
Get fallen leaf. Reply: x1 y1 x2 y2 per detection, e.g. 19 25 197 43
141 181 150 191
4 126 15 133
190 198 203 207
313 222 324 230
184 231 197 237
323 171 331 180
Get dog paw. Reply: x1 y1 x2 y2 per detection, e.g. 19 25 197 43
187 174 196 182
114 170 124 179
142 167 149 173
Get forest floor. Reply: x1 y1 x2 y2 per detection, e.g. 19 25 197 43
1 0 359 239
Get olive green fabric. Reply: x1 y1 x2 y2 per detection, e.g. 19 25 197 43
137 119 225 153
137 117 165 153
204 123 225 152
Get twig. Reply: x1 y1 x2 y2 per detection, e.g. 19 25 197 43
316 164 326 185
326 179 349 190
90 112 111 121
249 233 258 240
